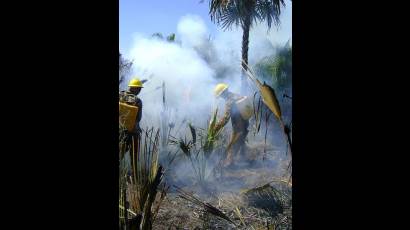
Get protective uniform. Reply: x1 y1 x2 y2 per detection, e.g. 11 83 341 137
215 91 249 167
119 78 144 182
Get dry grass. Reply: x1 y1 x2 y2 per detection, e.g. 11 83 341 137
175 186 236 226
153 180 291 230
119 126 169 229
119 87 292 229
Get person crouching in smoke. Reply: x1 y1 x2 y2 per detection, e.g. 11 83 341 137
213 83 252 168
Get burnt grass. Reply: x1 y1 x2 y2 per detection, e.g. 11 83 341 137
153 142 292 230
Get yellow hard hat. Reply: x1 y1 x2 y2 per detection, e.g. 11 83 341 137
214 83 228 97
128 78 143 88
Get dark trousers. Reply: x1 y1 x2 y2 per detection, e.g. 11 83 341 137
126 133 140 184
224 128 248 166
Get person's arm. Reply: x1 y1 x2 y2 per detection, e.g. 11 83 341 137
135 98 142 123
214 100 232 131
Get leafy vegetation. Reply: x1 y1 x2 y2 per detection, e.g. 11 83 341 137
255 43 292 92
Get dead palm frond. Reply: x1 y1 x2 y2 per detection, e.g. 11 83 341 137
241 61 293 157
242 184 286 217
174 186 236 226
242 60 282 120
152 183 170 222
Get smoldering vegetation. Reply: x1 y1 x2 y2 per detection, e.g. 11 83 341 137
120 13 292 230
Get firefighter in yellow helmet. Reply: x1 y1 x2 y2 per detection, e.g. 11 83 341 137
120 78 144 134
214 83 251 168
119 78 144 228
119 78 144 181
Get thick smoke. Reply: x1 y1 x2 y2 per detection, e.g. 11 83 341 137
177 14 208 48
122 14 291 130
122 7 292 194
122 16 237 129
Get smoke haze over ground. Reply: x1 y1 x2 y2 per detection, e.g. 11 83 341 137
121 10 292 198
119 3 292 229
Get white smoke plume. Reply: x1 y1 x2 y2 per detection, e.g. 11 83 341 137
122 5 291 131
121 3 292 193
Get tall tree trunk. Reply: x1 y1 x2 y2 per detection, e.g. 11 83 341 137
241 13 251 95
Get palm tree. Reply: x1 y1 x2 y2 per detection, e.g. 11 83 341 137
207 0 286 93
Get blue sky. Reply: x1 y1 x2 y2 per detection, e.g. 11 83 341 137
120 0 292 54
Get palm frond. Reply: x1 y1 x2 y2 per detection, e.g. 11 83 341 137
254 45 292 90
175 186 236 226
256 0 285 28
209 0 286 30
210 1 242 30
166 33 176 42
151 32 164 39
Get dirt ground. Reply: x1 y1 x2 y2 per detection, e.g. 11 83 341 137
152 144 292 230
